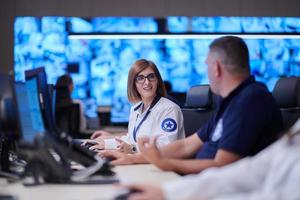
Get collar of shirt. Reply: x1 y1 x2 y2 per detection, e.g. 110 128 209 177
133 94 162 114
223 75 256 103
136 103 150 115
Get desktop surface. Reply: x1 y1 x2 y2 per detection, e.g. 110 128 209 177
1 164 179 200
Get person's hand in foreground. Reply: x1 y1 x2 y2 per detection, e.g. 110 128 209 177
137 136 162 164
120 183 165 200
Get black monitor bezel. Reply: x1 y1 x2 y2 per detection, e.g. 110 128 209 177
25 67 57 134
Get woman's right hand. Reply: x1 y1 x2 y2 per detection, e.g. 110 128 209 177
88 139 105 151
81 139 105 150
90 130 112 139
81 138 100 146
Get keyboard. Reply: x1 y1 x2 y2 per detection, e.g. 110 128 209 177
70 139 98 166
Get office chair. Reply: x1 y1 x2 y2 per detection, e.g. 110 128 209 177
167 92 186 108
181 85 216 137
272 76 300 130
54 86 83 138
55 103 81 138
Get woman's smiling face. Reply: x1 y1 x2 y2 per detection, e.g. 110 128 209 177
135 67 158 101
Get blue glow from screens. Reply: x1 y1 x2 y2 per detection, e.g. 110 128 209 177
167 16 300 33
68 17 158 33
15 80 45 142
14 17 300 123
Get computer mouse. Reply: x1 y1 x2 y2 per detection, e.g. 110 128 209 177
114 189 140 200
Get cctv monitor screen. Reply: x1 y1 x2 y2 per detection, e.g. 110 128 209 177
14 16 300 123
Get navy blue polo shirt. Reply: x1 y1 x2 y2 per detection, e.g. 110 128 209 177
196 75 283 159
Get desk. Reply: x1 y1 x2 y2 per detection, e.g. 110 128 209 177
0 164 180 200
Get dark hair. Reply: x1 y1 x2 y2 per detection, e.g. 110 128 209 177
56 74 73 88
209 36 250 74
55 74 73 107
127 59 166 103
164 81 172 93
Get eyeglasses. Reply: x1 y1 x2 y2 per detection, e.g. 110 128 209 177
135 73 157 84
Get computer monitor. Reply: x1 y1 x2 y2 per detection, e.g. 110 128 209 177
1 73 113 183
24 67 101 167
9 78 76 182
25 67 57 134
14 80 46 144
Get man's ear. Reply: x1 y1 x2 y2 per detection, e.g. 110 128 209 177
214 60 222 78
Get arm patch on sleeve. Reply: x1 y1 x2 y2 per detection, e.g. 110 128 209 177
161 118 177 132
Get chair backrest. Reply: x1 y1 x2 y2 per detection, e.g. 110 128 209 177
182 85 216 137
55 103 81 138
167 92 186 108
272 76 300 129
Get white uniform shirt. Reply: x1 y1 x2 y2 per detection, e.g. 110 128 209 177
104 97 185 150
162 119 300 200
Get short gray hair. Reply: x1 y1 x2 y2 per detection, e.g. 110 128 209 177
209 36 250 75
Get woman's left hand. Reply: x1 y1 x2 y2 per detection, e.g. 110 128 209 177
120 183 165 200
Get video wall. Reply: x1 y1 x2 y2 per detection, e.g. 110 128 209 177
14 17 300 123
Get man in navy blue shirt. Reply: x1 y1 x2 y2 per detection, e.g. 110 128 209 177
137 36 283 174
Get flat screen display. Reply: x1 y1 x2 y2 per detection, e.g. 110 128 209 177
14 16 300 123
15 79 46 142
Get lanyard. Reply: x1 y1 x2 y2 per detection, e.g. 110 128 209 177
132 95 161 142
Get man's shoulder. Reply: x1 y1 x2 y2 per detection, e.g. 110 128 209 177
226 81 277 114
239 81 271 100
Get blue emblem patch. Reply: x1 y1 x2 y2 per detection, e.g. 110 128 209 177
161 118 177 132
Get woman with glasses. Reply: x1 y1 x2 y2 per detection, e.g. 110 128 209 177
83 59 185 164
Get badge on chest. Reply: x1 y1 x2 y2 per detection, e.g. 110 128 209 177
212 118 223 142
